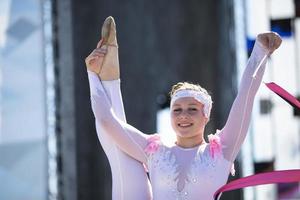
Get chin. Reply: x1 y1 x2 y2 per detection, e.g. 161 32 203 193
176 131 194 138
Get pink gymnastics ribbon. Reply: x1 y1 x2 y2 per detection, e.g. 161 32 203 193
214 170 300 200
265 82 300 110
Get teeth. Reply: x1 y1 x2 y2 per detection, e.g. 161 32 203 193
179 123 192 127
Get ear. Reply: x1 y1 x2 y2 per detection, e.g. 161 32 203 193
204 117 209 124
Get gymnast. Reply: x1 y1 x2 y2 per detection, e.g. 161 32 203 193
85 16 281 199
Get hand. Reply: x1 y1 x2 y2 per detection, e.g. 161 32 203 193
85 39 108 74
257 32 282 54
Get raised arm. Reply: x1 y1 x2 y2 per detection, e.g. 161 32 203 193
93 79 127 155
87 71 149 163
219 32 282 162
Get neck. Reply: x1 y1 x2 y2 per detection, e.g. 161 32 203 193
176 134 205 148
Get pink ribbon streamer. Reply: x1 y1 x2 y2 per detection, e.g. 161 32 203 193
214 170 300 200
265 82 300 109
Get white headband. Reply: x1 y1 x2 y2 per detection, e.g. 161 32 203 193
170 89 212 118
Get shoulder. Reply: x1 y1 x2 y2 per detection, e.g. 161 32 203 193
207 130 235 176
207 130 222 159
144 133 162 155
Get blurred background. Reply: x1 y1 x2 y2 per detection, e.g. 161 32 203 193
0 0 300 199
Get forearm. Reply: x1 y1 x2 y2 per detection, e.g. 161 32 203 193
238 41 269 98
88 71 114 123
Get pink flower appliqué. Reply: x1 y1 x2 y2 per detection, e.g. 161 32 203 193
208 134 222 159
144 134 161 154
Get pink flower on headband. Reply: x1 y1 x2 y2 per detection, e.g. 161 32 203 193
144 134 161 154
208 133 222 159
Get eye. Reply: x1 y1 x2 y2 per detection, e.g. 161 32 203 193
187 107 199 114
173 108 181 113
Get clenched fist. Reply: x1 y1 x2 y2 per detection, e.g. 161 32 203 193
257 32 282 54
85 39 108 74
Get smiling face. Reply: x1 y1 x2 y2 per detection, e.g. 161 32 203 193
171 97 208 141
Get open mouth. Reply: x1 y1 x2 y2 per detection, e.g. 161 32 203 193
178 123 193 128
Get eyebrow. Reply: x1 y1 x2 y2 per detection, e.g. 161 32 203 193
172 103 199 107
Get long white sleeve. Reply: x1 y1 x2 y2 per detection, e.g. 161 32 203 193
94 79 126 153
219 41 270 162
88 71 148 163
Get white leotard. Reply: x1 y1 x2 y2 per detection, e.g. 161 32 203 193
88 40 269 199
145 138 232 200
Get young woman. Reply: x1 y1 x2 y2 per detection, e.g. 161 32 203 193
85 17 282 199
86 17 152 200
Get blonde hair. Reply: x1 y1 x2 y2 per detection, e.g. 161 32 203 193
170 82 210 98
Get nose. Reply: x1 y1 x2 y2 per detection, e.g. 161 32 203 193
178 110 189 119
